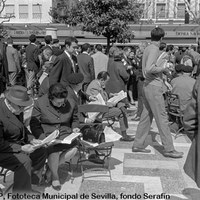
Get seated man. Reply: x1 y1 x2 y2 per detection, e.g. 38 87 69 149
86 71 134 142
0 86 48 194
171 64 196 114
66 72 97 123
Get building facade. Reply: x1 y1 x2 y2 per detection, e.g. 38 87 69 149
137 0 200 24
1 0 52 23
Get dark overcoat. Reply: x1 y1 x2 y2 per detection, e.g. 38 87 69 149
183 76 200 187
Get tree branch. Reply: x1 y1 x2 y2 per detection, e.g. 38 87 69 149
0 0 6 14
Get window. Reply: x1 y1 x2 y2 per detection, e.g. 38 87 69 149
177 3 185 19
156 3 166 19
5 5 14 17
19 5 28 19
139 3 145 18
32 4 42 19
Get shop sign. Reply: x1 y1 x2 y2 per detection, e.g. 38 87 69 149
7 30 46 37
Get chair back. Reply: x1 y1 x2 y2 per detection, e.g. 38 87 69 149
166 92 182 117
78 104 109 114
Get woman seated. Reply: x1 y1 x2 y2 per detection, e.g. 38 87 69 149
30 83 80 191
0 85 48 194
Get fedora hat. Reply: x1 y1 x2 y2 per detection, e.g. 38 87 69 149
5 85 33 107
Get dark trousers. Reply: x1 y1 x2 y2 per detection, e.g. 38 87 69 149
0 147 47 194
133 84 174 152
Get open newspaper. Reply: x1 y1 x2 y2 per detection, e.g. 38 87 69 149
107 90 127 104
33 129 60 148
88 91 126 119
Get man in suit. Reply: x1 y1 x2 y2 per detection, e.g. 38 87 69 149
77 43 95 91
25 34 40 95
0 85 48 194
66 73 97 123
42 35 52 51
132 27 183 158
86 71 134 142
6 37 21 86
92 44 108 78
49 37 78 87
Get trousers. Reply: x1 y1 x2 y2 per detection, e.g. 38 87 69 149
133 83 174 152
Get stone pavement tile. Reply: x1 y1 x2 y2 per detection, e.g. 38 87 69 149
79 180 144 200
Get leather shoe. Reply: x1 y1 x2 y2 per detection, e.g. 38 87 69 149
132 147 151 153
163 150 183 158
120 135 135 142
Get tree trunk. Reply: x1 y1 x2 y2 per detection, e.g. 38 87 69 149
106 36 110 55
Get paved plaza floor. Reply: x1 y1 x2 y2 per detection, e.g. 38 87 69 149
1 106 200 200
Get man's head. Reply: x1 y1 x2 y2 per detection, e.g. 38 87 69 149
43 48 53 61
67 73 84 92
151 27 165 42
44 35 52 45
97 71 110 88
123 47 131 58
159 42 167 51
7 37 13 45
95 44 103 52
65 37 78 54
29 34 37 43
82 43 90 53
52 39 60 48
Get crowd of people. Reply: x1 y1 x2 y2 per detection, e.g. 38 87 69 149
1 26 200 195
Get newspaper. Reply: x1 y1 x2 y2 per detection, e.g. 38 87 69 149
61 132 82 144
33 129 60 148
107 90 127 104
88 93 106 119
103 126 122 142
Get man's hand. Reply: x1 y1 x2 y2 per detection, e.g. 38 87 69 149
73 128 80 133
21 144 35 154
89 95 98 101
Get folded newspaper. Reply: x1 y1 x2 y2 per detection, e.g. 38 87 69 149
61 132 82 144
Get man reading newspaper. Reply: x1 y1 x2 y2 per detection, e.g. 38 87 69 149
86 71 134 142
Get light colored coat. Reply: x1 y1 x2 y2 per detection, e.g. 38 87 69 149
6 45 20 72
92 51 108 78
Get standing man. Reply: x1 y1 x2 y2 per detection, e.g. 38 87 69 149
6 37 21 86
77 43 95 91
92 44 108 78
49 37 78 87
25 34 40 95
132 27 183 158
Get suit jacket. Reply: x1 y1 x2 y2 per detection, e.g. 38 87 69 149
77 53 95 83
6 45 20 72
0 98 33 153
171 74 196 112
86 79 108 102
91 51 108 78
67 86 90 122
30 94 79 140
183 76 200 187
25 43 40 72
49 51 75 87
106 60 129 94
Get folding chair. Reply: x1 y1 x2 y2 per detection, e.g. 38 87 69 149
166 92 184 139
77 104 114 182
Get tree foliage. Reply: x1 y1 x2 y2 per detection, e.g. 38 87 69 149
50 0 143 48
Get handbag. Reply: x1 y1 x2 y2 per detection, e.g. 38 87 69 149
80 123 105 144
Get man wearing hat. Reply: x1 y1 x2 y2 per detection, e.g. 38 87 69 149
52 39 63 56
0 85 48 194
171 65 195 113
